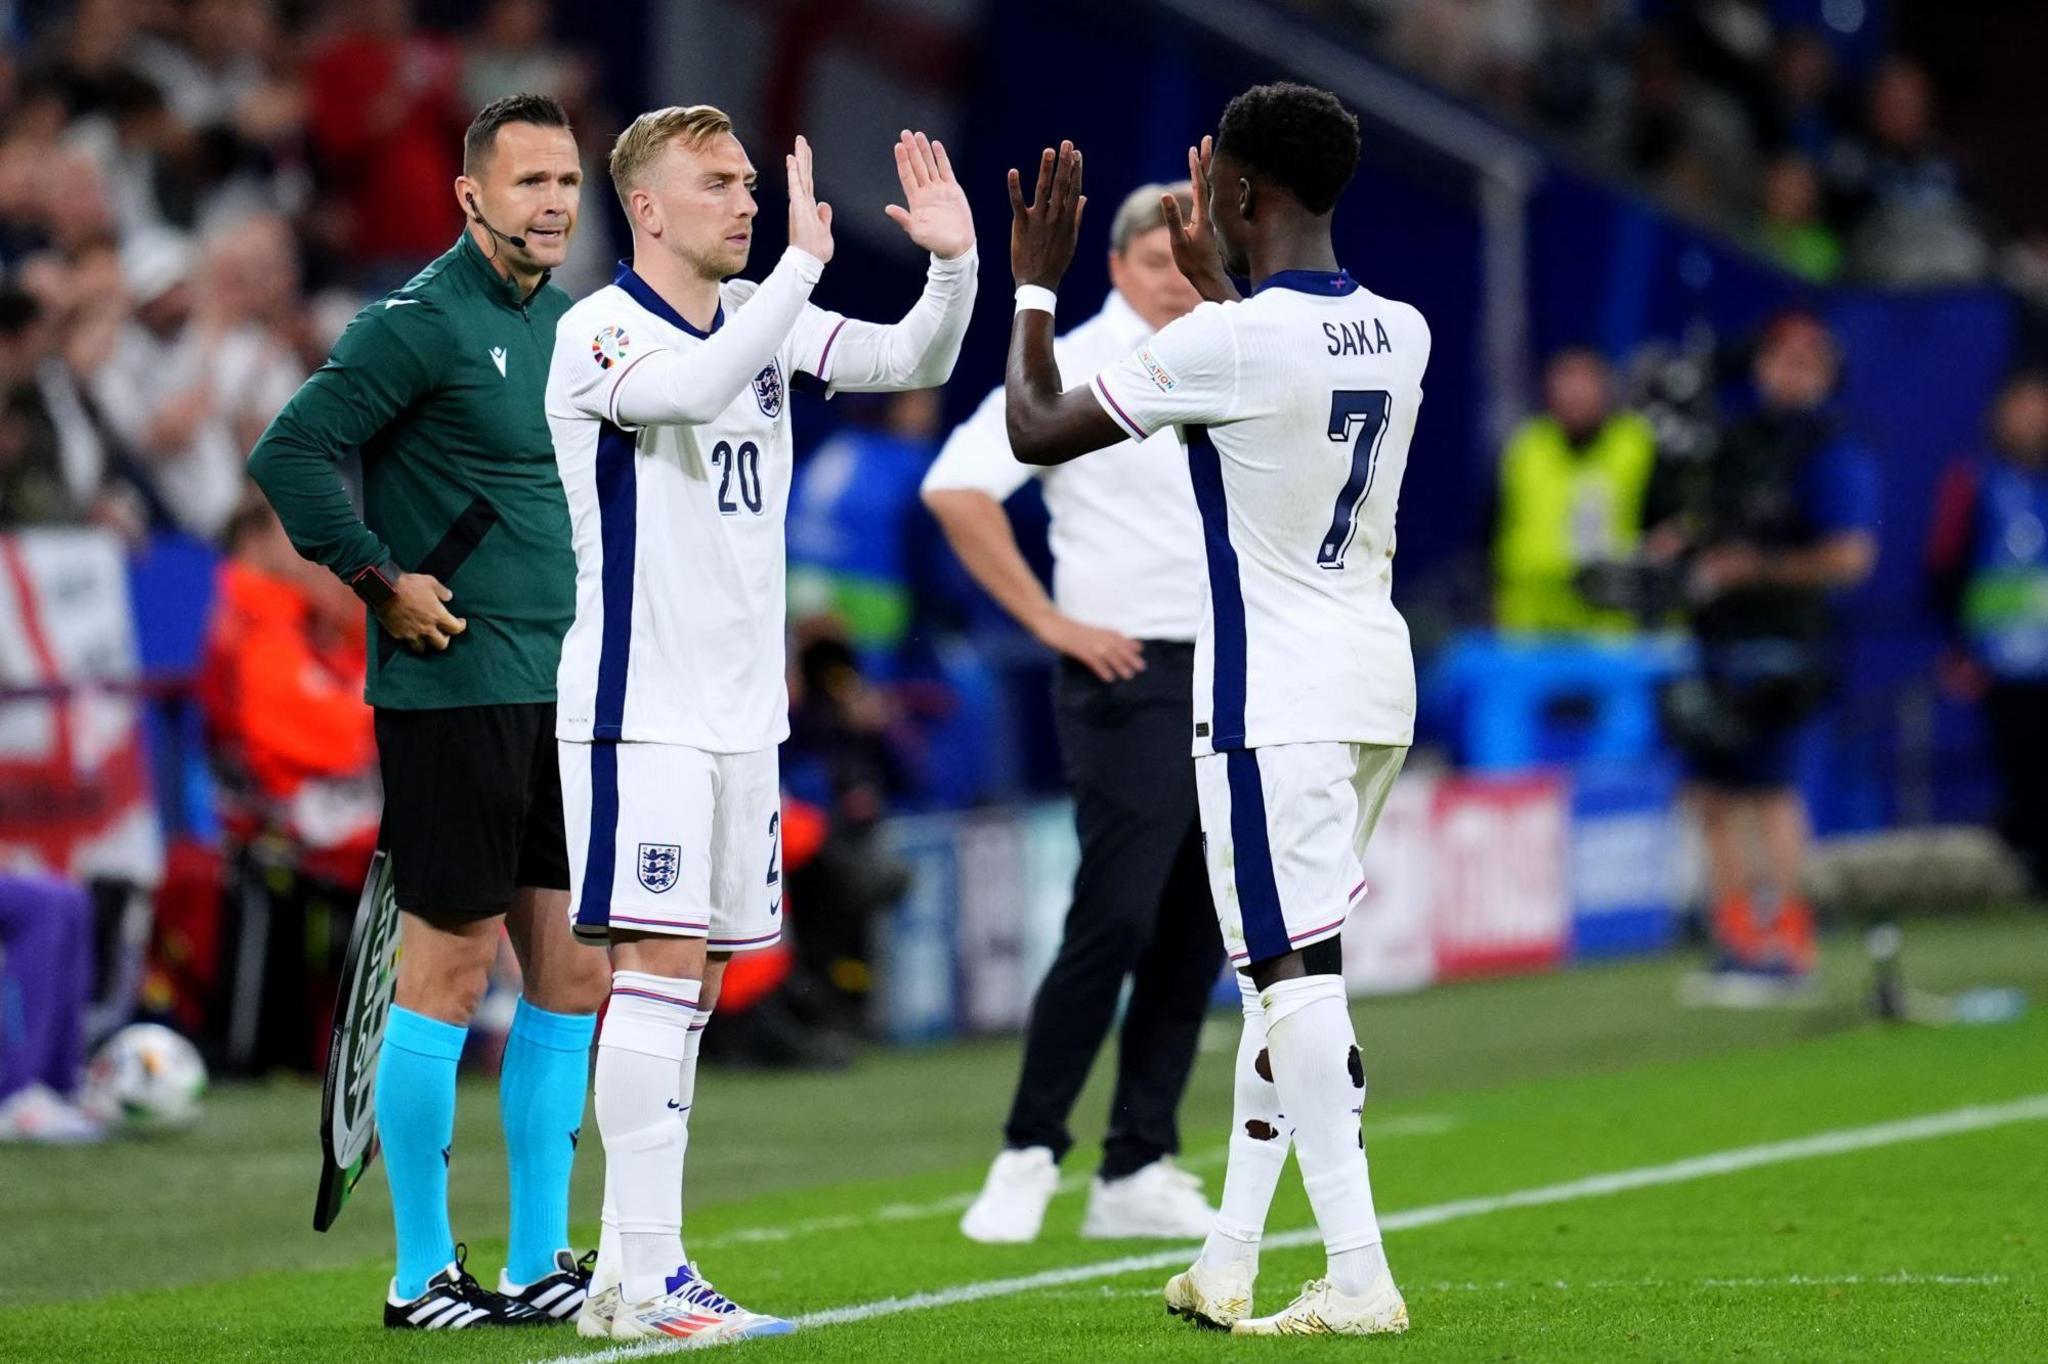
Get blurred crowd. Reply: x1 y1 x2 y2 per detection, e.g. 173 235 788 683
0 0 612 542
1327 0 1995 288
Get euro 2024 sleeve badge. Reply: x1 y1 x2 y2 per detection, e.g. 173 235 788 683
592 325 631 370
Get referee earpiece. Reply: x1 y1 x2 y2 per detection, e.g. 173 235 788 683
465 192 527 252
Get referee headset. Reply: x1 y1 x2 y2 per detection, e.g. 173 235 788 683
466 192 527 256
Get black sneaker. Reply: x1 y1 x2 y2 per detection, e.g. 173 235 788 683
498 1249 595 1322
383 1244 548 1329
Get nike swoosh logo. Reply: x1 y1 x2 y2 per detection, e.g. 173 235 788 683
665 1099 689 1112
768 898 781 916
383 299 420 309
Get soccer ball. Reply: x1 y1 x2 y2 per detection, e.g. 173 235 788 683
82 1024 208 1131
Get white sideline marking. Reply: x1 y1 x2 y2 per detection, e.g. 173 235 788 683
547 1093 2048 1362
687 1113 1456 1253
1056 1271 2011 1300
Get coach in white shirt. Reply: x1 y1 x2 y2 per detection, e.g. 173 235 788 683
924 183 1222 1242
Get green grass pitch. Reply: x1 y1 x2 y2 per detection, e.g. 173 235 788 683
4 913 2044 1361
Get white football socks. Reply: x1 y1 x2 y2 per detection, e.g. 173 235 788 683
680 1002 710 1125
1260 974 1389 1296
1199 973 1293 1275
595 1000 712 1292
595 970 700 1305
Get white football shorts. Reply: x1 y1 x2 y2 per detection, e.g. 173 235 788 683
1194 741 1407 968
561 740 784 952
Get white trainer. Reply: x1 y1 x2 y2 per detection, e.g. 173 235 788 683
1231 1274 1409 1336
959 1146 1060 1243
1164 1257 1256 1329
1080 1158 1213 1239
0 1084 104 1144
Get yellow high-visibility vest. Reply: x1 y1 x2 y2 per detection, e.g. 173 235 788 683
1493 412 1657 634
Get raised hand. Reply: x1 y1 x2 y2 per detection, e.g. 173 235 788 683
884 130 975 261
1007 141 1085 290
1161 135 1239 303
786 134 835 265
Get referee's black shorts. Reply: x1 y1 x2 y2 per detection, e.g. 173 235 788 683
373 702 569 922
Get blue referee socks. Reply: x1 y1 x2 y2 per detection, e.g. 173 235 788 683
377 1006 466 1301
501 997 598 1285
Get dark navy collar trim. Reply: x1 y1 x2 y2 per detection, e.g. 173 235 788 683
614 260 723 338
1253 268 1358 297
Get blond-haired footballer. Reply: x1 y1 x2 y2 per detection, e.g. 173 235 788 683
544 107 976 1343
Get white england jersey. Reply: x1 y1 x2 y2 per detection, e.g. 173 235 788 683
547 266 840 750
1089 269 1430 755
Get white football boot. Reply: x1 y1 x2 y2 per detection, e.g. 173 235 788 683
959 1146 1060 1243
1080 1158 1214 1239
1231 1274 1409 1336
577 1281 619 1340
608 1262 793 1345
575 1252 619 1340
1163 1257 1256 1329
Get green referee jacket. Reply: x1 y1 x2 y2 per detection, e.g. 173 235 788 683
248 232 574 710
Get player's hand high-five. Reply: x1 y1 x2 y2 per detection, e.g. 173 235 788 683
786 134 835 264
1162 136 1241 304
1009 141 1085 290
885 129 976 260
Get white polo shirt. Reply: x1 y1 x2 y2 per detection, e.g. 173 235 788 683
921 290 1206 643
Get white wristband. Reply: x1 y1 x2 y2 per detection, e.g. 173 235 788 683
1014 285 1057 316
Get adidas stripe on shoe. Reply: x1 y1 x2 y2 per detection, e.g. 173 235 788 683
383 1244 548 1330
499 1249 595 1321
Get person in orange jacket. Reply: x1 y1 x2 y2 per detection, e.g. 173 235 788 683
199 496 381 885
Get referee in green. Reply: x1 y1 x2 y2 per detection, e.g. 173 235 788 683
249 93 608 1330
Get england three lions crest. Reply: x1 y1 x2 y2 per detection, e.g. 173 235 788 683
753 361 784 417
637 843 681 894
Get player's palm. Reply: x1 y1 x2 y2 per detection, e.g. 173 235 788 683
885 130 975 260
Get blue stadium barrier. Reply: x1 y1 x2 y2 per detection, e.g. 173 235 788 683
1428 632 1695 772
1569 757 1685 959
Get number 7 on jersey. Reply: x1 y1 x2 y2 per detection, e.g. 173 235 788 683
1318 389 1393 570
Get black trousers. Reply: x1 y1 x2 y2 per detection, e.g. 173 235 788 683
1985 680 2048 890
1003 642 1224 1178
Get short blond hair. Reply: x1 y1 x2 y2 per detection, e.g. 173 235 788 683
609 104 735 210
